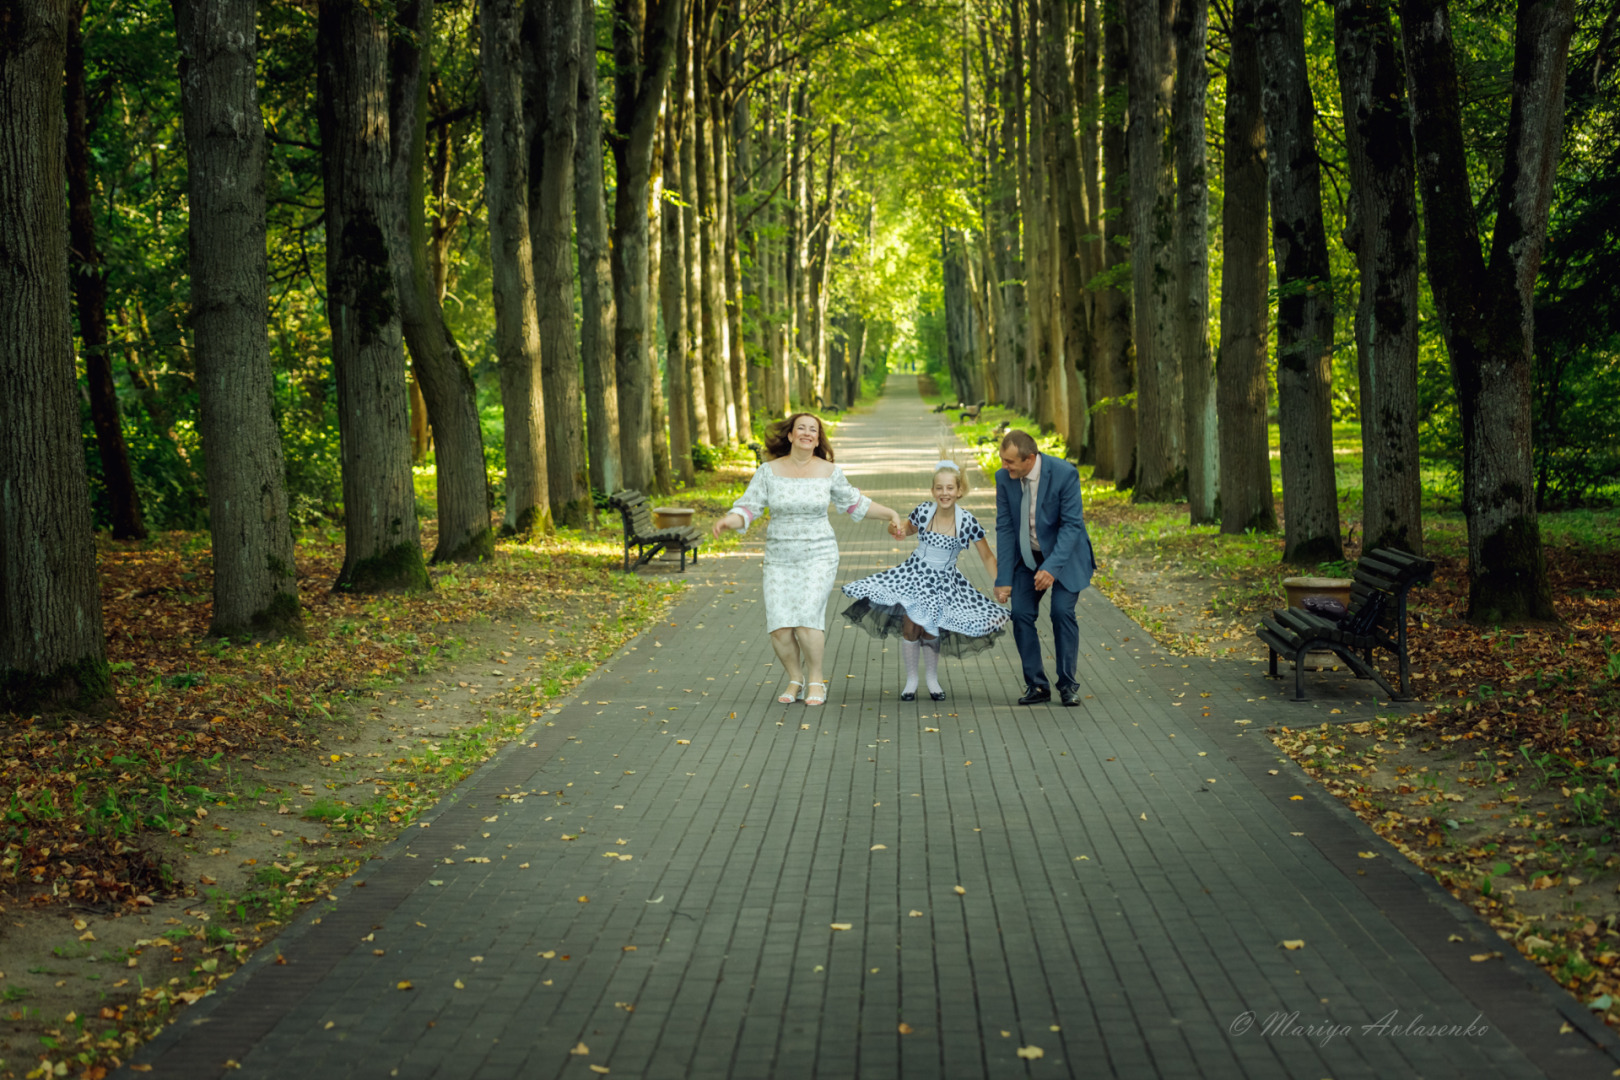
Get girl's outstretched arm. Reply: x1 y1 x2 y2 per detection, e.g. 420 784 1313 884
975 538 998 583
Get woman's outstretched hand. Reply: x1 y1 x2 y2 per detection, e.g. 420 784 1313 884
712 512 741 539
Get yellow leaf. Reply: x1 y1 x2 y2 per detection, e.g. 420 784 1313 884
579 896 590 903
397 981 413 991
908 910 924 917
1281 940 1305 951
897 1022 914 1034
954 885 966 895
1289 795 1304 801
454 979 465 989
1357 852 1378 859
830 922 853 931
871 844 888 851
571 1041 590 1056
539 951 556 958
676 739 690 745
1016 1046 1044 1060
470 956 484 963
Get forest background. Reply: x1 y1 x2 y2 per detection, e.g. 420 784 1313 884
2 0 1620 1072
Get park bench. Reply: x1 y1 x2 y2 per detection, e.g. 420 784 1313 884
1255 547 1435 702
608 490 703 573
958 401 985 421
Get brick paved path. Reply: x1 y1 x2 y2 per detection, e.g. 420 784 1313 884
133 381 1620 1079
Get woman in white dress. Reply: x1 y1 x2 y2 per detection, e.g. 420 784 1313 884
711 413 904 707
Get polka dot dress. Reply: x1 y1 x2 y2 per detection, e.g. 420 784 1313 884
840 502 1009 657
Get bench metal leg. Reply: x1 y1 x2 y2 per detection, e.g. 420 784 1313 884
1294 649 1307 701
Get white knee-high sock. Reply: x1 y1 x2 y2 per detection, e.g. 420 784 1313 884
901 639 920 695
924 638 942 694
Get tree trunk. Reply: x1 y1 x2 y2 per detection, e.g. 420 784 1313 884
526 0 591 527
1335 0 1423 556
647 116 674 496
318 0 431 591
1044 0 1091 454
695 44 733 441
1256 0 1342 564
1399 0 1569 622
408 376 430 461
576 0 623 495
0 0 110 711
481 0 549 534
68 6 145 541
1127 0 1186 501
1173 0 1216 522
175 0 304 638
679 25 712 447
719 85 752 442
610 0 683 493
1096 4 1135 486
808 125 840 408
388 0 493 563
659 102 695 483
1218 0 1278 535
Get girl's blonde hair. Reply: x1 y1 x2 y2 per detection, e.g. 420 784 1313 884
932 459 969 498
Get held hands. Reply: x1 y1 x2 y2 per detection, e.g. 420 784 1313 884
886 514 906 538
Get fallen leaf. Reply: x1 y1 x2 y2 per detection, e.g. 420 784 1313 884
830 922 854 931
571 1042 590 1056
539 950 556 958
470 956 484 963
1281 940 1305 951
1016 1046 1044 1060
324 1021 335 1030
579 896 590 903
908 910 924 917
454 979 465 989
898 1022 914 1034
1357 852 1378 860
953 885 966 896
397 981 414 991
871 844 888 851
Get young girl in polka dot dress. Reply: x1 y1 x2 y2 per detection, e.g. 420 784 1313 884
840 461 1008 701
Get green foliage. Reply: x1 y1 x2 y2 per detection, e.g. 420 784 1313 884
690 443 721 472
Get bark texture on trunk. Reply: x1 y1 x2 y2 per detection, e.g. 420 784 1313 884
680 32 711 446
1257 0 1342 564
176 0 304 638
1218 0 1278 535
1097 6 1135 486
317 0 430 591
1335 0 1423 555
527 0 591 526
576 0 623 495
69 6 144 541
388 0 493 564
610 0 683 494
1127 0 1186 501
647 122 674 496
481 0 549 534
1174 0 1216 523
659 103 694 483
694 56 731 443
1399 0 1570 622
0 0 110 711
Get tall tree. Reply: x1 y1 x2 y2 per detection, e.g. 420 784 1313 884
526 0 591 526
317 0 431 591
694 24 733 441
388 0 494 563
1256 0 1342 564
1173 0 1216 523
1127 0 1186 501
1399 0 1571 622
660 102 696 483
1217 0 1277 535
1335 0 1422 554
175 0 304 638
68 4 144 541
1 0 110 710
576 0 623 495
1095 2 1135 485
481 0 550 533
610 0 683 492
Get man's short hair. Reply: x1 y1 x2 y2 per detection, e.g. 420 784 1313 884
999 430 1038 458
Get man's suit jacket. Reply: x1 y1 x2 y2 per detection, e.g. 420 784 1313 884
993 454 1096 595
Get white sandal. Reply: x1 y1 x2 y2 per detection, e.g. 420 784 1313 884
805 681 828 706
778 680 804 705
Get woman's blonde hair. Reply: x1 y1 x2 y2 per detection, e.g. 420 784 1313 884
932 459 970 498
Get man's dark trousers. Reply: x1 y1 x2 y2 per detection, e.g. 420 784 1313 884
1009 550 1079 693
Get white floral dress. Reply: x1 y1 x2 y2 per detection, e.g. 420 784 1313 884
840 502 1009 657
729 462 872 632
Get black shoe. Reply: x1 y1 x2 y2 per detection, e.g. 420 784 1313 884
1060 686 1082 707
1017 686 1051 705
900 690 916 702
929 690 946 701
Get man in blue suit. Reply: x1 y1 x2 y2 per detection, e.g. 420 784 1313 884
992 430 1096 706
